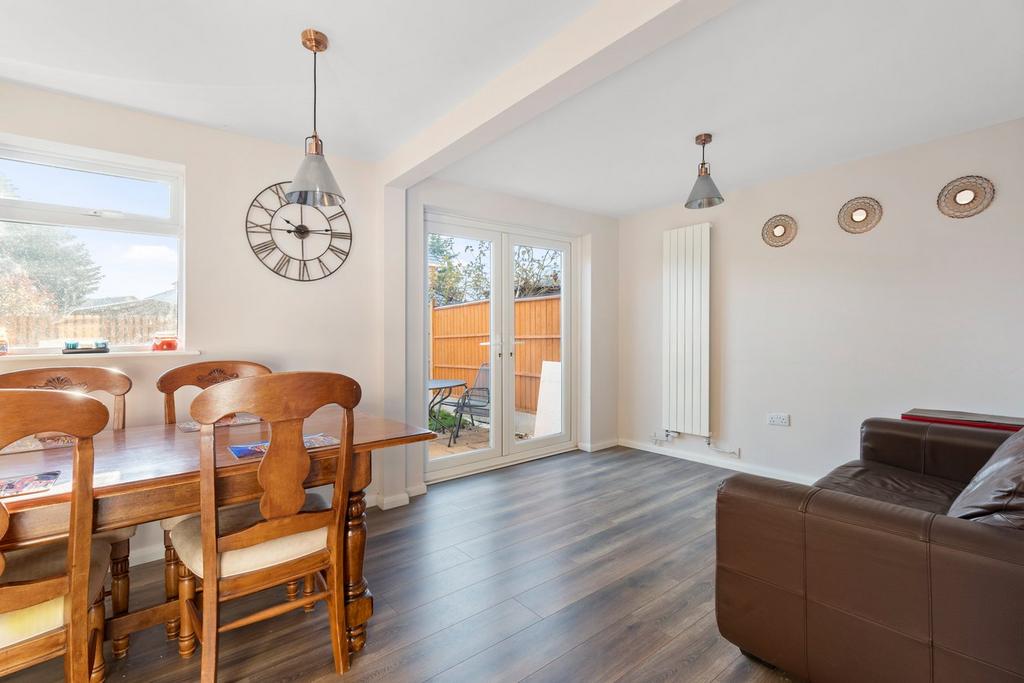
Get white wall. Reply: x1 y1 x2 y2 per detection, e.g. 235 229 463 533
403 178 620 487
618 118 1024 482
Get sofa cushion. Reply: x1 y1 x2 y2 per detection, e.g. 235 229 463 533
947 428 1024 529
814 461 964 514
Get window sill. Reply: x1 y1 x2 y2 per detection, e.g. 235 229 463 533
0 349 201 363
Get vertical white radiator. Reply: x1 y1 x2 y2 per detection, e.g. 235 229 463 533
662 222 711 437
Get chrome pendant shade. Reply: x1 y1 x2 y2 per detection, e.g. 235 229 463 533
286 29 346 207
684 133 724 209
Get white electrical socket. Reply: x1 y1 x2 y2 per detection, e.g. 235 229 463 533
767 413 791 426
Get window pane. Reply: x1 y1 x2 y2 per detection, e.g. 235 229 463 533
0 157 171 218
0 222 178 350
512 245 563 442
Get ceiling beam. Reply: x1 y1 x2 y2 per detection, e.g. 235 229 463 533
380 0 737 188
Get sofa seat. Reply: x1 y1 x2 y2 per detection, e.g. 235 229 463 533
814 460 965 514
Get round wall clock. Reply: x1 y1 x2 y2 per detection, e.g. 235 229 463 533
245 181 352 281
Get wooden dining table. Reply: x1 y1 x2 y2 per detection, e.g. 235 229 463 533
0 406 433 656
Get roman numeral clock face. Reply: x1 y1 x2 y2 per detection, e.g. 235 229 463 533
245 182 352 281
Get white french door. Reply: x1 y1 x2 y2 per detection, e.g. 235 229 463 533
425 213 573 478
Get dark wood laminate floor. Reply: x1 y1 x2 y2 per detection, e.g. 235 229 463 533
7 448 791 683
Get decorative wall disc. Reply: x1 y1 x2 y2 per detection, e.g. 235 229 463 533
838 196 882 234
762 214 797 247
937 175 994 218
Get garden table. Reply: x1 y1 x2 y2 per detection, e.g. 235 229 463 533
427 378 466 433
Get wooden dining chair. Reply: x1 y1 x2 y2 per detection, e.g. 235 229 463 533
155 360 272 638
0 389 111 682
170 371 360 680
155 360 272 425
0 366 136 659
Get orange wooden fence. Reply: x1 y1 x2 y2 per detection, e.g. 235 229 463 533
430 295 561 413
3 312 176 349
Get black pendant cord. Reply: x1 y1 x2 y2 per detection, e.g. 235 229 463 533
312 51 318 137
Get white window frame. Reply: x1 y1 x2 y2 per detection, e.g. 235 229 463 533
0 132 186 354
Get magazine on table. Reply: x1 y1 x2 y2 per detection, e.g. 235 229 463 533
0 471 61 498
228 433 340 459
176 412 261 433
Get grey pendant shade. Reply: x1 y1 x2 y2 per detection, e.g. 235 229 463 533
685 172 724 209
285 30 346 208
286 137 346 207
684 133 724 209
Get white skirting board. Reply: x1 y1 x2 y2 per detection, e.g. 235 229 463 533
618 438 818 485
578 439 620 452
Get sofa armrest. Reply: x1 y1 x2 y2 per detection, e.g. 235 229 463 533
860 417 1011 484
716 474 819 679
716 473 1024 679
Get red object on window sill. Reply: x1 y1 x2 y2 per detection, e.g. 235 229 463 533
151 336 179 351
901 409 1024 432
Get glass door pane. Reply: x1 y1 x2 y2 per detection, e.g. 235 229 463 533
509 240 569 448
426 230 499 466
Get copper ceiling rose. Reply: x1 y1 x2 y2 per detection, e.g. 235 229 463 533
301 29 329 52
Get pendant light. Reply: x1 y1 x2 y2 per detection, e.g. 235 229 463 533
286 29 346 207
684 133 724 209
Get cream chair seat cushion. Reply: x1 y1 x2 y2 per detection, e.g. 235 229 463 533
170 493 330 579
160 514 193 532
0 540 111 649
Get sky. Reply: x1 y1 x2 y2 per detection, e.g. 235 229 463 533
1 158 177 299
75 228 178 299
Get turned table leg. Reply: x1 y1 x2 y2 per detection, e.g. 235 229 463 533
177 564 196 659
110 539 131 658
164 530 180 639
345 450 373 653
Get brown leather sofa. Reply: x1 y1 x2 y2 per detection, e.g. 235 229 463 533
715 418 1024 682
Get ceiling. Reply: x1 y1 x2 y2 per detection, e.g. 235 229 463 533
437 0 1024 216
0 0 598 160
